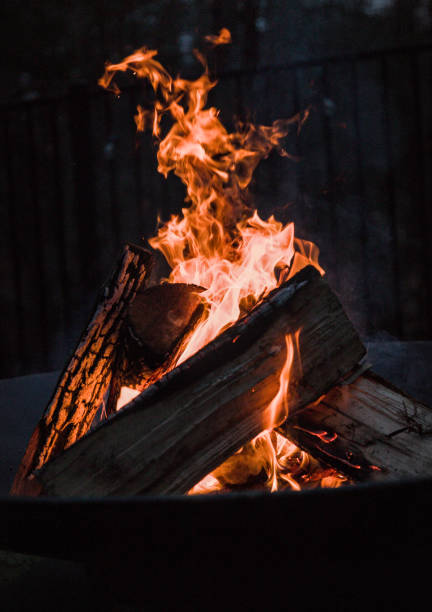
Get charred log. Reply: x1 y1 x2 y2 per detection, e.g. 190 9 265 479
31 266 365 497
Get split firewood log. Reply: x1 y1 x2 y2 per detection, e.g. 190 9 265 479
281 370 432 482
11 244 152 495
31 265 367 497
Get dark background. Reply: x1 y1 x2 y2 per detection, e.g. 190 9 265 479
1 0 432 378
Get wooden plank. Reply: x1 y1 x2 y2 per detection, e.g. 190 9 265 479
33 266 365 497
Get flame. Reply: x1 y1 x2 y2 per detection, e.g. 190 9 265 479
204 27 232 47
99 35 319 365
188 333 346 495
188 429 347 495
100 32 343 493
257 333 298 492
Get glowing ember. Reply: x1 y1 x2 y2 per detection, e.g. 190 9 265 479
99 30 343 493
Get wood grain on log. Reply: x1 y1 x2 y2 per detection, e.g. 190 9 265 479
11 244 152 495
281 371 432 481
33 266 365 498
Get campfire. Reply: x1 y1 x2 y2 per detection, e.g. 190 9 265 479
11 30 432 498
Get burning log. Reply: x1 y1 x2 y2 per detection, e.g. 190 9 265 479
12 253 209 495
105 283 205 415
11 244 153 495
30 266 365 497
128 283 204 361
281 371 432 482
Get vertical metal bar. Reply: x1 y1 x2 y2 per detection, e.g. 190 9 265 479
409 49 431 337
49 100 70 333
350 59 370 332
3 118 25 373
26 106 49 369
380 55 402 337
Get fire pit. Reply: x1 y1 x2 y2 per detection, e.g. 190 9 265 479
1 341 432 608
2 474 432 608
2 30 432 607
10 31 432 500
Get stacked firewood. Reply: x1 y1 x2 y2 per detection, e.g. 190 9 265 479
11 244 432 497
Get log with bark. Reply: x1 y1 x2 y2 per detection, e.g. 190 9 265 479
30 265 367 497
11 244 153 495
11 248 210 496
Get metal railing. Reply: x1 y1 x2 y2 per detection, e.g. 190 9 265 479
2 43 432 377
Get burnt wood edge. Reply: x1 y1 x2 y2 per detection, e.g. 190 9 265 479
281 421 376 482
280 370 432 482
279 374 378 482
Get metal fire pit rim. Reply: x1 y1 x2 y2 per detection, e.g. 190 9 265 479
2 474 432 564
1 472 427 506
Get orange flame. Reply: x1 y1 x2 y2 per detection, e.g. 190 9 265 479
250 334 300 493
188 331 346 495
204 27 232 47
100 32 338 492
99 33 320 364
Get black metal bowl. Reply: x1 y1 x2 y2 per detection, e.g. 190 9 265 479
1 476 431 609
